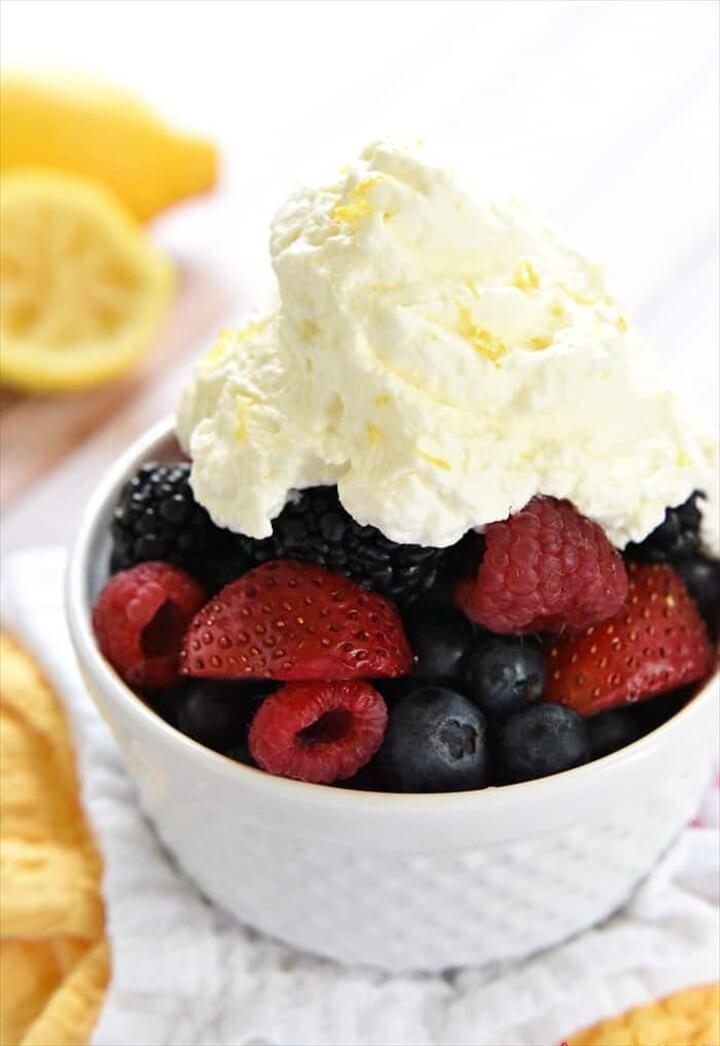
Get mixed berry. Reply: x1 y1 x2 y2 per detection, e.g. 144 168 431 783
180 559 412 681
111 465 445 602
92 462 719 792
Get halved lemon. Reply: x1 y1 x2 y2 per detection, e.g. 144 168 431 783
0 169 173 392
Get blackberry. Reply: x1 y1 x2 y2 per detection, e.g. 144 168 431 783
110 462 256 589
267 486 448 604
203 533 275 593
112 470 448 602
626 491 704 563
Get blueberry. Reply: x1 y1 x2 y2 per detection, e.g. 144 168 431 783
404 604 474 682
144 688 178 726
673 556 720 628
587 708 640 759
175 681 271 751
336 759 385 792
378 686 489 792
495 703 590 783
631 687 692 736
374 676 419 703
224 737 256 767
464 638 545 720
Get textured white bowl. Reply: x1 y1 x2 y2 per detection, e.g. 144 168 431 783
67 417 719 972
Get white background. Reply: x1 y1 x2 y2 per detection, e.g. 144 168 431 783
2 0 718 548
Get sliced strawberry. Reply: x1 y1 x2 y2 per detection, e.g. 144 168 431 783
545 562 715 716
180 559 413 681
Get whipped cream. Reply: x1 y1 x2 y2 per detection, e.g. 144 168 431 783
177 142 718 551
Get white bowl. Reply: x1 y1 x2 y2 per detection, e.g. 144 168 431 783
66 416 719 972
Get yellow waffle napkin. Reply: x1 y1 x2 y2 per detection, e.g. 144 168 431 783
0 633 109 1046
569 982 719 1046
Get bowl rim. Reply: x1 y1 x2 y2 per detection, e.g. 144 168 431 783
66 414 719 815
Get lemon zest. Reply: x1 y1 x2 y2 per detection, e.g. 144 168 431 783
332 177 382 227
561 284 597 307
200 318 270 372
199 330 234 371
367 423 382 445
418 450 451 471
457 306 506 364
299 318 319 342
234 400 247 442
374 394 390 407
529 335 552 350
512 260 540 291
233 376 264 441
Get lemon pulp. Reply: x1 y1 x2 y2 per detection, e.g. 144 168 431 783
1 169 173 392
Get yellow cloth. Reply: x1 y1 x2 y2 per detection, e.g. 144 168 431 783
0 634 108 1046
0 630 717 1046
568 982 720 1046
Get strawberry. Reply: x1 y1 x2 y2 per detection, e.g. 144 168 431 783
180 559 413 681
545 562 715 716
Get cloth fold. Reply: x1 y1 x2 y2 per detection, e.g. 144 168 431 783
2 547 718 1046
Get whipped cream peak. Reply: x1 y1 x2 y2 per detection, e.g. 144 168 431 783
177 141 718 552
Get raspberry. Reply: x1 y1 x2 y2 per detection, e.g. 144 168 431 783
248 680 388 783
92 562 205 690
455 496 628 634
180 559 412 681
544 562 714 715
